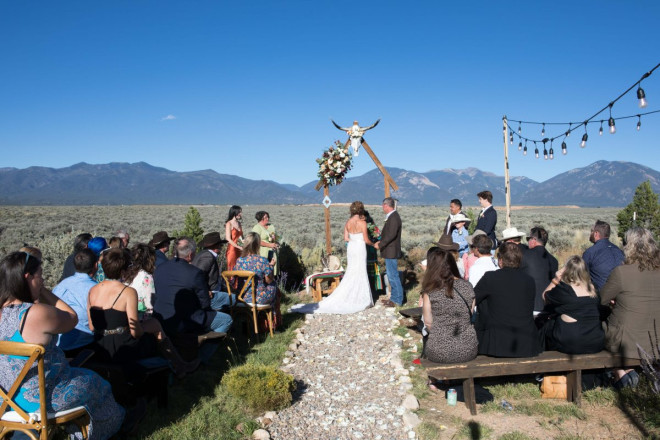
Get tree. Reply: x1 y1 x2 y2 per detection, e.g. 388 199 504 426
616 181 660 241
173 206 205 247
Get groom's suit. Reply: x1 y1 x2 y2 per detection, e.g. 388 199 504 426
380 210 403 305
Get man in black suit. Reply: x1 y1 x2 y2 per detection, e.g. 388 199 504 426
375 197 404 306
475 190 497 251
149 231 175 268
153 237 232 337
521 226 558 312
442 199 465 235
192 232 234 312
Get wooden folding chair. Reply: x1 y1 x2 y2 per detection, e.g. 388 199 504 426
0 341 90 440
221 270 274 337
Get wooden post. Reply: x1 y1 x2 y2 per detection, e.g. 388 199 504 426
323 184 332 256
502 116 511 229
361 138 399 197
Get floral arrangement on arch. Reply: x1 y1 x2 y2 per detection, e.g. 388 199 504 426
316 141 353 186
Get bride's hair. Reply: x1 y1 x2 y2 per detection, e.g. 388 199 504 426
349 201 365 217
421 247 461 298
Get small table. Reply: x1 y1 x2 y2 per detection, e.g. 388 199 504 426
308 272 344 302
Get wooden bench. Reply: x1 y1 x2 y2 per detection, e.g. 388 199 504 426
421 350 641 415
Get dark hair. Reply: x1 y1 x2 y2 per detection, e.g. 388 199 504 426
528 226 548 246
74 249 98 274
350 201 365 217
0 252 41 306
473 235 493 255
477 190 493 203
73 233 93 252
225 205 242 224
498 242 523 268
421 248 460 298
124 243 156 284
593 220 611 239
108 237 123 249
101 248 131 280
382 197 395 208
363 210 375 225
450 199 462 208
255 211 269 222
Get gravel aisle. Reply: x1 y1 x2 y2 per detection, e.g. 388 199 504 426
268 303 419 440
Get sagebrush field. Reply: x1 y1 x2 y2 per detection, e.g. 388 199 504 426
0 204 621 289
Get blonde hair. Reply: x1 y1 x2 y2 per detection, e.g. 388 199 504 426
241 232 261 257
624 227 660 272
19 246 42 261
561 255 596 297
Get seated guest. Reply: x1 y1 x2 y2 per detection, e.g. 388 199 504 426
436 234 465 278
450 214 471 257
468 234 498 287
522 226 559 312
59 232 92 282
0 251 126 438
54 248 98 356
88 248 198 378
235 232 278 306
583 220 624 292
149 231 175 268
124 243 157 315
500 227 526 248
108 236 123 249
422 247 478 363
462 230 485 281
153 237 233 336
540 256 604 354
474 242 541 357
601 227 660 388
192 232 235 312
116 229 130 248
87 236 109 282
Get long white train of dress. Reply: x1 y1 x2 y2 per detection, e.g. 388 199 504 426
291 233 373 314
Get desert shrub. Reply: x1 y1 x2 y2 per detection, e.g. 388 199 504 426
172 206 205 246
221 364 295 412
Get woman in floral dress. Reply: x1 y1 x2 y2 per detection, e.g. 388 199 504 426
235 232 277 306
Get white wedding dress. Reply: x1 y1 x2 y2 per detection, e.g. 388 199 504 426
291 233 373 314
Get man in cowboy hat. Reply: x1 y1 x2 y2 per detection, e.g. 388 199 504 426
192 232 235 313
150 231 175 268
500 227 527 251
520 226 558 312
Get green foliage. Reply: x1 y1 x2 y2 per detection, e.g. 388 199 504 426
173 206 205 246
617 181 660 241
465 208 477 234
221 364 295 412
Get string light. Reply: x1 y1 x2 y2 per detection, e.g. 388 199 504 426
534 141 539 159
637 87 647 108
637 115 641 131
523 144 528 155
581 123 588 148
543 140 548 160
518 123 521 134
541 123 545 136
509 130 514 144
549 140 554 160
518 141 522 151
566 123 571 137
599 120 603 136
561 139 567 155
608 104 616 134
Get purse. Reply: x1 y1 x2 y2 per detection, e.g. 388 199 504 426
540 375 567 399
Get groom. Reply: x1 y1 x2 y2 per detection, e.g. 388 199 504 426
375 197 404 307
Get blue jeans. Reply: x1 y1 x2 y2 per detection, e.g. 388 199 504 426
385 258 403 305
209 292 235 333
210 291 236 312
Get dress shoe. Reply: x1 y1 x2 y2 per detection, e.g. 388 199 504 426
382 300 397 307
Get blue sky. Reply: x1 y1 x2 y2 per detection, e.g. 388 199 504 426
1 1 659 187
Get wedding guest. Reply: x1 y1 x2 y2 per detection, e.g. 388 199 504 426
149 231 175 268
88 236 109 282
364 210 382 297
474 242 541 357
500 227 526 248
540 256 604 354
0 251 127 439
225 205 243 271
235 232 278 307
583 220 624 291
422 247 478 364
462 230 485 281
253 211 279 276
600 227 660 388
468 234 498 287
450 213 471 257
192 232 235 313
116 229 130 248
436 234 465 278
124 243 157 315
442 199 465 235
59 232 92 282
88 248 198 378
521 226 559 312
108 236 123 249
475 190 497 250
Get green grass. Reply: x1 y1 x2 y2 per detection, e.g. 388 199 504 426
417 421 444 440
498 432 537 440
454 420 494 439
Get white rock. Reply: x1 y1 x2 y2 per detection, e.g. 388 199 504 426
263 411 277 420
288 343 298 351
402 412 422 429
253 428 270 440
408 431 417 439
399 376 412 384
402 394 419 410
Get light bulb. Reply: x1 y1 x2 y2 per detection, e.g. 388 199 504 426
543 148 548 160
535 147 539 158
549 148 554 160
518 124 521 134
637 116 641 131
567 123 571 137
581 133 588 148
561 141 567 155
523 146 527 155
637 87 647 108
518 142 522 151
599 122 603 136
541 123 545 136
608 117 616 134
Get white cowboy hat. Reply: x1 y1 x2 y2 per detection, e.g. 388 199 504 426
450 214 471 224
501 227 526 240
466 229 486 245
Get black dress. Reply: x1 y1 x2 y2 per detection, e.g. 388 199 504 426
474 267 542 357
541 282 605 354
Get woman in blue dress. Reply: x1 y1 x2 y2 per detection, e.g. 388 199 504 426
0 251 125 440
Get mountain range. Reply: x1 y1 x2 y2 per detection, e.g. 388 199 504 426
0 160 658 207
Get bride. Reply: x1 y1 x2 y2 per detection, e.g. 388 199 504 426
291 201 374 314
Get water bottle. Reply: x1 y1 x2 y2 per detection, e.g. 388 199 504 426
501 399 513 411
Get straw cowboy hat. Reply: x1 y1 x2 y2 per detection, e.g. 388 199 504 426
148 231 175 248
435 234 459 251
200 232 228 249
466 229 486 246
501 227 526 241
450 214 472 224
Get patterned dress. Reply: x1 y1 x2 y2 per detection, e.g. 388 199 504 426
0 303 124 440
425 278 478 363
235 254 277 305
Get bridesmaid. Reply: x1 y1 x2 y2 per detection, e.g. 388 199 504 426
225 205 243 270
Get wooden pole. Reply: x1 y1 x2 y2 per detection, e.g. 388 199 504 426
502 116 511 228
361 138 399 198
323 184 332 256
